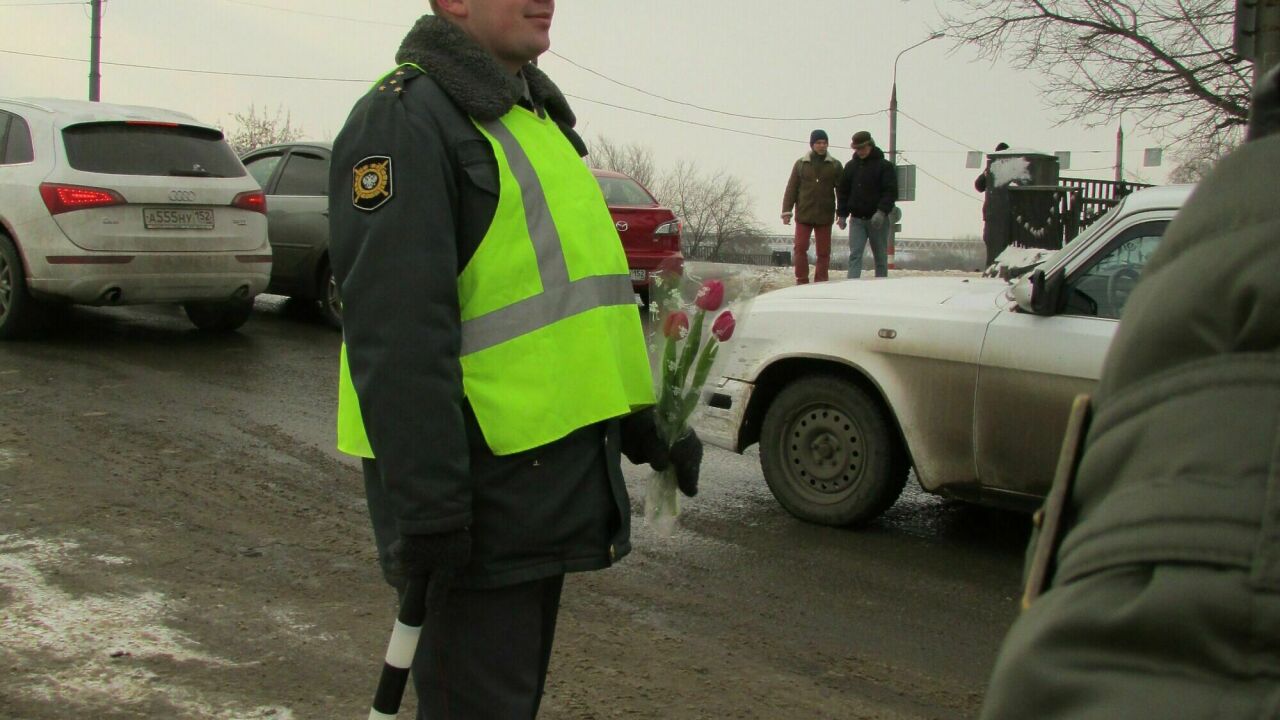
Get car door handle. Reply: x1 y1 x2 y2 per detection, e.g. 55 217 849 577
322 210 329 217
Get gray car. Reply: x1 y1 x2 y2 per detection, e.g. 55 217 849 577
240 141 340 327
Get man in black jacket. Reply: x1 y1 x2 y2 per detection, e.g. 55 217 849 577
836 131 897 278
328 1 702 716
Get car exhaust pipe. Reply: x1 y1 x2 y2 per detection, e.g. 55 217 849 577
102 287 122 304
234 285 250 299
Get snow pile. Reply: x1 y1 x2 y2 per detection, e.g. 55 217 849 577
990 157 1032 188
982 246 1056 279
0 533 293 719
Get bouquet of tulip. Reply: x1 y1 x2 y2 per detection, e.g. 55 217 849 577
645 278 736 536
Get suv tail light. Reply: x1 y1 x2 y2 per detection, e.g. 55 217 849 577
231 190 267 214
39 183 127 215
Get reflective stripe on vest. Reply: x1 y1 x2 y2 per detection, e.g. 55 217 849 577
460 118 636 355
337 93 653 458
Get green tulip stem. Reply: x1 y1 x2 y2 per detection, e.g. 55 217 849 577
681 340 720 426
672 308 706 398
655 333 682 442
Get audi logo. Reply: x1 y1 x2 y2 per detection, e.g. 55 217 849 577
615 221 629 232
168 190 196 202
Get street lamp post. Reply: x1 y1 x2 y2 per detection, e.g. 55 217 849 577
886 32 943 270
888 32 943 166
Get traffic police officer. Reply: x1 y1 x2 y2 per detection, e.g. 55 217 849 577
329 1 702 716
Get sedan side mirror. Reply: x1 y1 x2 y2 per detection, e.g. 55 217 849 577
1013 268 1060 316
1011 272 1037 313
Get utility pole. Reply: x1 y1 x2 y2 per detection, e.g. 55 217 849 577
89 0 103 101
1114 121 1124 183
1235 0 1280 82
886 33 942 271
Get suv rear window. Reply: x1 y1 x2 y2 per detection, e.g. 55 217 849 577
62 122 245 178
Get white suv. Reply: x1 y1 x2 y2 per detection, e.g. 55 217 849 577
0 97 271 338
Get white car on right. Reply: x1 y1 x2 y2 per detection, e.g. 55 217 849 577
700 184 1193 527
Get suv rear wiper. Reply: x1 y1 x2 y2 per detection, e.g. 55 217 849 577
168 168 219 177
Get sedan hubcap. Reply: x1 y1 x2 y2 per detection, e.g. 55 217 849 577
785 405 862 495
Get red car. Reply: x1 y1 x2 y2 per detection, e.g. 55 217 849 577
592 168 683 305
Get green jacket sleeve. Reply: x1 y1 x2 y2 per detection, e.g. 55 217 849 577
782 159 801 214
328 82 471 536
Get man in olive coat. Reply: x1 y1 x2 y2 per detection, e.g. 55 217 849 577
782 129 843 284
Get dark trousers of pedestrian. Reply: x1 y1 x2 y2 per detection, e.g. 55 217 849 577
847 216 888 278
363 461 565 719
793 222 832 284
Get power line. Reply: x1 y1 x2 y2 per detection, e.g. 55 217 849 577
548 50 885 123
0 47 860 146
212 0 407 27
897 151 981 202
211 0 890 125
0 48 1139 162
566 93 844 144
0 1 86 6
896 108 979 152
0 48 372 82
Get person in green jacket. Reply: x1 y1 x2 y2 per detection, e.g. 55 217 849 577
781 129 843 284
329 1 702 716
980 66 1280 719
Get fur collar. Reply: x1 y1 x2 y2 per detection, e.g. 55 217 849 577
395 14 576 126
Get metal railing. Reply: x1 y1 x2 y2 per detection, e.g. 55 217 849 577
1006 177 1153 250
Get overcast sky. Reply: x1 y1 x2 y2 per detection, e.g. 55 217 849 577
0 0 1178 240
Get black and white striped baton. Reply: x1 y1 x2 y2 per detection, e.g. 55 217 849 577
369 574 426 719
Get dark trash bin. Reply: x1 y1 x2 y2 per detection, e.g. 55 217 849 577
772 250 791 267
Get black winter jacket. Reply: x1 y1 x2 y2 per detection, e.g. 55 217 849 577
328 15 637 589
837 146 897 220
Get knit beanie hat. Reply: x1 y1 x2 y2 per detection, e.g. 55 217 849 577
810 129 829 146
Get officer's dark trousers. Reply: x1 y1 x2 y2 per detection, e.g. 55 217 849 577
363 461 565 719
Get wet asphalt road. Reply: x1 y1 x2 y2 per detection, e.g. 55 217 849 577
0 297 1030 719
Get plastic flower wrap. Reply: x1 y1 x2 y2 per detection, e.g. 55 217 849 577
642 264 760 537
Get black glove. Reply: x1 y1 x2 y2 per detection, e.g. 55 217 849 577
1247 64 1280 142
619 409 704 497
386 528 471 584
619 407 667 468
664 430 703 498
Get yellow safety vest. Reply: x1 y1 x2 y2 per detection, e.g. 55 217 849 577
337 80 654 457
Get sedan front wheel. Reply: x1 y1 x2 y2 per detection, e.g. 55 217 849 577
318 261 342 329
760 376 907 527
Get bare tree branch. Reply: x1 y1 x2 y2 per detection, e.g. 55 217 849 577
221 104 302 155
937 0 1249 151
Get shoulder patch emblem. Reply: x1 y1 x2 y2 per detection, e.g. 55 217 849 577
352 156 394 212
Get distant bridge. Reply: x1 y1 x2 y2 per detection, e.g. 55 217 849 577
762 235 981 252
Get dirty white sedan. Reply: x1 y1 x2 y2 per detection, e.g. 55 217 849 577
699 184 1192 526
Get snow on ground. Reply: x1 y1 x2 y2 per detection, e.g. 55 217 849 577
683 261 980 297
0 533 294 719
